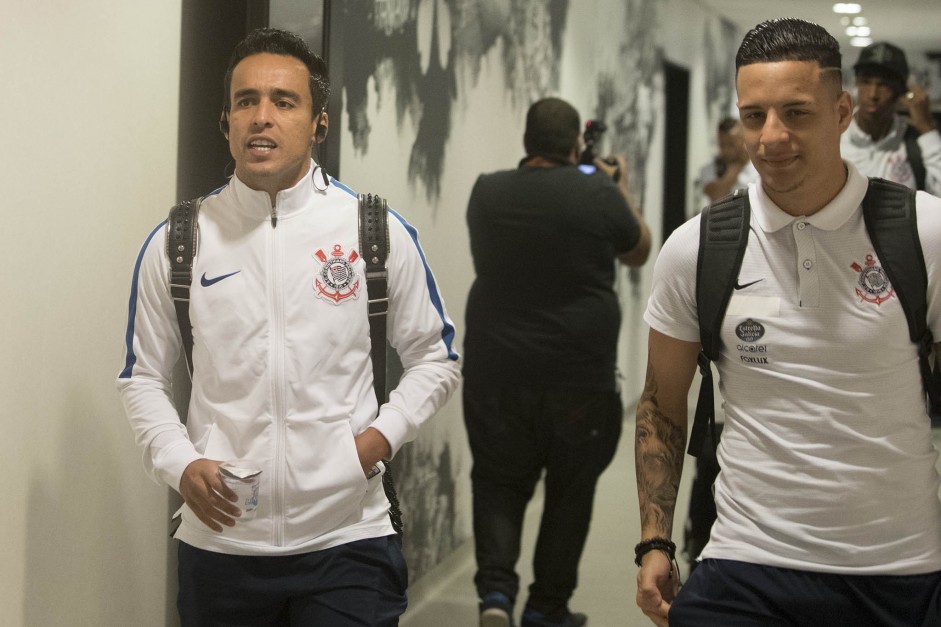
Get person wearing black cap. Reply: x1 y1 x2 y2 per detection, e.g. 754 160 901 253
841 41 941 195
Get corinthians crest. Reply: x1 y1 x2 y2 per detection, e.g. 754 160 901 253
314 244 361 304
851 254 894 305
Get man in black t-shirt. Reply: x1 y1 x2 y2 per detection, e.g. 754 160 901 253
463 97 651 627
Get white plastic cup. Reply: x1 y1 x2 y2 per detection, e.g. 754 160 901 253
219 462 262 521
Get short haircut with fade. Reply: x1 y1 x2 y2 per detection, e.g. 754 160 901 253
736 18 842 79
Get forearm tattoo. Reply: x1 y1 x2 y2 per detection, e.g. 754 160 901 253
635 363 686 537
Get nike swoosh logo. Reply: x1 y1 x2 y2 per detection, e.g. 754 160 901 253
734 279 764 290
200 271 241 287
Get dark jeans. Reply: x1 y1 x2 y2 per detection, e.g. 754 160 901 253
177 536 408 626
463 382 622 616
672 558 941 627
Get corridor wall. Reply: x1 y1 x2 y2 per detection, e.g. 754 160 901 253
0 1 182 625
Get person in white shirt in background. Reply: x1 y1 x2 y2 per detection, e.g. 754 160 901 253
842 40 941 196
698 117 760 204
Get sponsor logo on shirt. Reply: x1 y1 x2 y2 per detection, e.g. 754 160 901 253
734 278 764 290
736 319 765 342
200 270 241 287
851 254 894 305
735 318 769 364
314 244 361 304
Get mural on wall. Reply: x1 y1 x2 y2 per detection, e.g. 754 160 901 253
583 0 661 296
395 436 459 577
277 0 662 581
333 0 571 207
703 16 740 134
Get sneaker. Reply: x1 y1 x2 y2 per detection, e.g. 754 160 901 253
480 592 515 627
520 606 587 627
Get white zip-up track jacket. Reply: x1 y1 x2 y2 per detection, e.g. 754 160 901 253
117 165 461 555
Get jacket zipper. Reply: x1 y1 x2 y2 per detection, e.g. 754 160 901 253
268 200 286 546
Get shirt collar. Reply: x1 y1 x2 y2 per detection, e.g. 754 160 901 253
227 160 319 221
750 161 868 233
845 115 906 148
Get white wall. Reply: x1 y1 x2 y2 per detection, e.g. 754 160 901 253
0 1 182 625
0 0 748 622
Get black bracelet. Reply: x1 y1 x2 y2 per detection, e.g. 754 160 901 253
634 537 676 567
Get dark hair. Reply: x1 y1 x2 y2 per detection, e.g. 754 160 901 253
223 28 330 116
718 117 740 134
523 98 581 160
736 18 841 74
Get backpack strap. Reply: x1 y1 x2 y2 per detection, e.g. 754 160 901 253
357 192 404 536
167 198 202 380
689 188 751 457
359 193 390 401
903 124 927 192
862 178 940 410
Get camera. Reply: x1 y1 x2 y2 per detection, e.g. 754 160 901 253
579 119 607 165
580 119 621 182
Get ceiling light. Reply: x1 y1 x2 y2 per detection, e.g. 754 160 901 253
852 16 868 26
841 16 851 26
833 3 862 13
850 37 873 47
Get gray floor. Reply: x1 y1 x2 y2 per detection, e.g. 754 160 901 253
400 410 696 627
400 409 941 627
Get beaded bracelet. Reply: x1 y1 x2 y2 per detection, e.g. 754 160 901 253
633 536 676 567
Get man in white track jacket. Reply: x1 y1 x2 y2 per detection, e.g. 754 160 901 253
116 28 460 626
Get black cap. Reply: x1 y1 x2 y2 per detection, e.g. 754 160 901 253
853 42 909 84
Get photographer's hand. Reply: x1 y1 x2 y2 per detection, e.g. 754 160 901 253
598 154 651 267
595 154 627 188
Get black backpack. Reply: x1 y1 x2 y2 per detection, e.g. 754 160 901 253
690 178 939 459
681 178 940 568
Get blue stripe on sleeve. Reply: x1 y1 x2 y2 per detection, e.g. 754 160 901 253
331 178 354 196
389 209 459 361
118 220 167 379
328 181 457 360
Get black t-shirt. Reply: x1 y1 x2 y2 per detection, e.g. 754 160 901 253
463 164 641 390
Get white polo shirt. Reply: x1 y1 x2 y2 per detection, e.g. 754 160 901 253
646 162 941 574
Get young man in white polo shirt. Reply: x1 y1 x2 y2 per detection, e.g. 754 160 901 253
634 18 941 627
